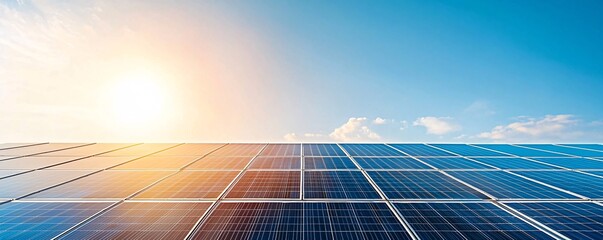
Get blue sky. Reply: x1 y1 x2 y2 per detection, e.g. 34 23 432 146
1 0 602 142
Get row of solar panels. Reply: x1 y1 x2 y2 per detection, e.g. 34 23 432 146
1 200 602 239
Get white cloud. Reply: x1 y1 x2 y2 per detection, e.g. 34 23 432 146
329 117 381 142
477 114 580 141
413 117 460 135
373 117 387 125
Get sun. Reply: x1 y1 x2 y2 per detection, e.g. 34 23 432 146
109 69 166 127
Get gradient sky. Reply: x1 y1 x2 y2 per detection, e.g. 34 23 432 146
1 0 602 143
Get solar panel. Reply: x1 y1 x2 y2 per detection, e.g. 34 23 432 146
152 143 224 156
111 156 200 170
185 156 252 170
0 201 111 239
418 157 494 169
99 143 178 157
0 143 91 157
354 157 432 169
0 156 80 170
48 156 135 170
0 143 41 150
302 144 346 156
447 171 578 199
562 144 603 152
304 156 358 169
512 171 603 199
260 144 301 156
469 157 560 169
505 202 603 240
249 156 301 169
38 143 133 156
0 170 93 198
529 157 603 169
519 144 603 157
368 171 486 199
476 144 568 157
134 171 239 199
26 170 174 199
61 202 212 240
340 144 405 156
304 171 380 199
430 144 508 156
389 144 454 156
0 170 25 179
394 202 555 240
225 171 300 199
209 144 265 156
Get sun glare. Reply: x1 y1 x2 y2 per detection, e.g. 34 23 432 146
109 69 166 127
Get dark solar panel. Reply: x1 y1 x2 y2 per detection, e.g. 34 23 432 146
304 156 357 169
505 202 603 240
0 202 110 239
302 144 346 156
354 157 432 169
134 171 238 199
476 144 568 157
430 144 508 156
225 171 300 199
260 144 301 156
519 144 603 157
185 156 252 170
513 171 603 199
111 156 199 170
62 202 212 240
209 144 265 156
529 157 603 169
561 144 603 152
469 157 560 169
418 157 493 169
340 144 405 156
394 202 555 240
447 171 578 199
151 143 224 156
249 156 301 169
389 144 454 156
304 171 380 199
369 171 486 199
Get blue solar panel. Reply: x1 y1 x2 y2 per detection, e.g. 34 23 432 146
0 202 110 239
225 171 300 199
505 202 603 240
62 202 211 240
302 144 346 156
530 157 603 169
430 144 509 156
561 144 603 152
394 202 555 240
476 144 568 157
354 157 432 169
447 171 578 199
340 144 405 156
304 157 357 169
513 171 603 199
469 157 560 169
304 171 380 199
260 144 301 156
249 156 301 169
418 157 494 169
519 144 603 157
369 171 486 199
389 144 454 156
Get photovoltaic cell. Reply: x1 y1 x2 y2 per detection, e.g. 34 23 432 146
340 144 405 156
519 144 603 157
418 157 493 169
48 156 135 170
209 144 265 156
249 156 301 169
354 157 432 169
0 143 40 150
303 144 346 156
0 143 90 157
530 157 603 169
389 144 454 156
26 170 174 199
513 171 603 199
394 202 554 240
368 171 486 199
151 143 224 156
38 143 132 156
62 202 212 240
0 156 79 170
112 156 200 170
134 171 239 199
186 156 252 170
475 144 568 157
304 156 357 169
469 157 559 169
0 202 111 239
99 144 178 157
562 144 603 152
447 171 577 199
505 202 603 240
0 170 93 198
0 170 25 179
430 144 508 156
260 144 301 156
304 171 380 199
225 171 300 199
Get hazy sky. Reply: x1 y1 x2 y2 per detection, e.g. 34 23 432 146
1 0 602 142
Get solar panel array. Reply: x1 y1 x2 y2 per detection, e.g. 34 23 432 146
0 143 602 239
